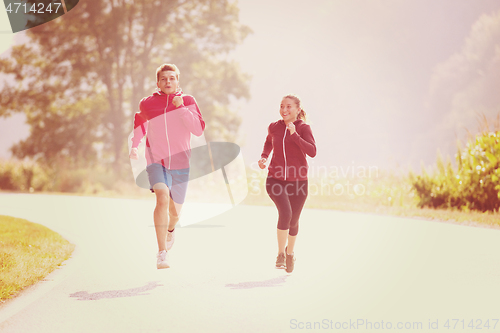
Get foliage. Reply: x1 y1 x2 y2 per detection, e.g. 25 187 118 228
0 160 51 192
0 159 131 194
410 131 500 212
245 164 415 210
10 95 108 168
0 0 251 171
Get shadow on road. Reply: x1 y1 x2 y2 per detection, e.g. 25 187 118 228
225 275 289 290
69 281 162 301
181 224 225 228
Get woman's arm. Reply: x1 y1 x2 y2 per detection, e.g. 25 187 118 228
291 124 316 157
261 125 273 159
258 124 274 169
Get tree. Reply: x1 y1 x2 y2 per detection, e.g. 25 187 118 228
0 0 251 172
428 10 500 140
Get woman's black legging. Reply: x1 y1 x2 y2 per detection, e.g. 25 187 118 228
266 177 308 236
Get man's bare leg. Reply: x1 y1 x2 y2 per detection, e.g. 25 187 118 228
153 184 169 252
168 197 182 231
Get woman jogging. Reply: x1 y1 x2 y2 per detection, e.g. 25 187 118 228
258 94 316 273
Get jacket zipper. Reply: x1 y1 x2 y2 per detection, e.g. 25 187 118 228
164 95 171 169
283 124 287 180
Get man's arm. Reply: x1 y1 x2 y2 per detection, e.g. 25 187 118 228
176 95 205 137
130 100 148 159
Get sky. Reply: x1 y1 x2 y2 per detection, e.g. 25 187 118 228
1 0 500 172
232 0 500 171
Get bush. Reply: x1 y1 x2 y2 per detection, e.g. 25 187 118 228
411 131 500 212
0 160 128 194
0 161 51 192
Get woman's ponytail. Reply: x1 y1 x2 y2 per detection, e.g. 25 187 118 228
283 94 308 122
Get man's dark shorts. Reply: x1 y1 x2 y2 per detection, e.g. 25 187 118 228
146 163 190 204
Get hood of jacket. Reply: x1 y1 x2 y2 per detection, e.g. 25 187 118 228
153 89 183 99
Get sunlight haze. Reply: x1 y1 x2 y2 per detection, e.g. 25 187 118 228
1 0 500 172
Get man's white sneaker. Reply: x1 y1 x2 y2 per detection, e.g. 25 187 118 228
166 229 176 251
157 250 170 269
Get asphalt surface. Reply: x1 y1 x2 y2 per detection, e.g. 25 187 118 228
1 194 500 332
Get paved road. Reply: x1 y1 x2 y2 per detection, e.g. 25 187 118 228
1 194 500 332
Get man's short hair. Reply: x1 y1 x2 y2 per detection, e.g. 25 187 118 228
156 64 180 82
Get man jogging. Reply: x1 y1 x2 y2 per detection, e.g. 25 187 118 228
130 64 205 269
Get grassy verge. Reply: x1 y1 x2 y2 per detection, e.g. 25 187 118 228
244 169 500 230
307 200 500 228
0 215 74 303
244 191 500 229
2 161 498 231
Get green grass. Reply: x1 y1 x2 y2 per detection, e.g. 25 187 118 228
244 191 500 229
2 160 498 232
0 215 74 302
244 172 500 229
305 199 500 228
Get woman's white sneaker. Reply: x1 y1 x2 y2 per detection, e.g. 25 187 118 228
157 250 170 269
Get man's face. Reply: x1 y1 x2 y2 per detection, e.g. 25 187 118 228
157 71 179 95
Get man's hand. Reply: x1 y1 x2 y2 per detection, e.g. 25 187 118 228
258 158 267 169
129 148 139 160
172 96 184 108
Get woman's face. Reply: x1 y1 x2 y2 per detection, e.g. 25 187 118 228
280 98 300 123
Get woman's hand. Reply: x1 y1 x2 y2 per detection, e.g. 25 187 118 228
173 96 184 108
258 158 267 169
287 122 296 135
